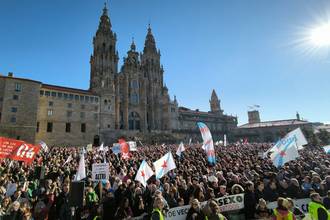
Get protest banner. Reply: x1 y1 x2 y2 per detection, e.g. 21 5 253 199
92 163 109 181
0 137 40 164
0 137 24 158
215 193 244 212
133 193 245 220
128 141 137 151
112 143 121 155
165 205 190 220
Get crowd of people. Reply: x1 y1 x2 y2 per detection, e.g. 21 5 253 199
0 141 330 220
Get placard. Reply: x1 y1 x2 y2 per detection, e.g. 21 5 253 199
92 163 109 181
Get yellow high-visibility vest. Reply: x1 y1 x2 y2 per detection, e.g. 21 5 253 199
151 208 164 220
308 201 330 220
273 208 293 220
205 213 225 220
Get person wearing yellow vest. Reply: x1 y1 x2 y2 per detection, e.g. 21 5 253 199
151 197 165 220
272 197 296 220
308 192 330 220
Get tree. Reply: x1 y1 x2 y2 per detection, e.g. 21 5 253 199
302 128 319 146
317 129 330 145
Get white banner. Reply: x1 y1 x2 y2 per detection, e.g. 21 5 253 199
166 205 190 220
133 193 244 220
92 163 109 181
216 193 244 212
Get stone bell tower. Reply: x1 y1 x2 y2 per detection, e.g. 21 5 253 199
140 25 164 130
90 3 118 130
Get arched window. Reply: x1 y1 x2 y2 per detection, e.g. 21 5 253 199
129 112 140 130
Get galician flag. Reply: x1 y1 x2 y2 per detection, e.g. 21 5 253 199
271 136 299 167
153 152 176 179
323 145 330 154
265 127 308 158
176 142 185 157
74 151 86 181
197 122 216 164
135 160 154 187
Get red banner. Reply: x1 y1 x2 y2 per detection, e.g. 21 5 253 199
0 137 40 164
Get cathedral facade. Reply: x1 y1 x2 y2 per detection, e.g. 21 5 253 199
0 5 237 146
90 6 176 133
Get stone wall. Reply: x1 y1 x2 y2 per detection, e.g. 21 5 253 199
0 76 40 143
35 86 100 146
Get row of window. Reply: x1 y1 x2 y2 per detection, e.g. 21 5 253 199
40 90 99 103
37 122 86 133
46 109 98 119
48 101 98 111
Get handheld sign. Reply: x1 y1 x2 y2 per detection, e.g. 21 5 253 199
87 144 93 152
112 143 121 155
92 163 109 181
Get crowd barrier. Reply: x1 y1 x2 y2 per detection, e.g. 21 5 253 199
133 195 314 220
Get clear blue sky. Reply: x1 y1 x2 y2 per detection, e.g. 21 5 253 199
1 0 329 125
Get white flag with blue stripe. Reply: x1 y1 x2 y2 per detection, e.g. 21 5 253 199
135 160 154 187
153 152 176 179
270 135 300 167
